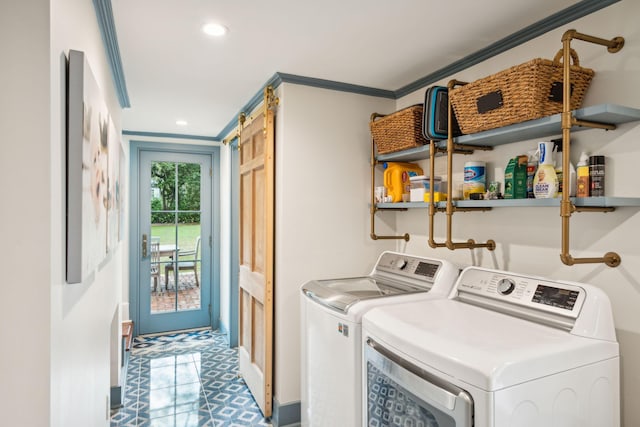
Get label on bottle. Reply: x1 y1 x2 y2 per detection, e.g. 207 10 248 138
590 167 605 197
463 162 486 199
533 164 558 199
526 164 536 198
589 156 605 197
576 165 590 197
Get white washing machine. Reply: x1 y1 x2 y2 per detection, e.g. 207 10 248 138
300 251 461 427
362 266 620 427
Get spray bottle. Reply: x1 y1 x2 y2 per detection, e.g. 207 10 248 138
533 141 558 198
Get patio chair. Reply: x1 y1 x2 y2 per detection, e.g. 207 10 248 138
150 240 161 292
165 236 200 289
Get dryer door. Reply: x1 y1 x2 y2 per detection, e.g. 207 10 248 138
365 338 473 427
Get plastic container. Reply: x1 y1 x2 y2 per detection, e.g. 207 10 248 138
463 161 486 199
409 175 441 202
383 162 423 202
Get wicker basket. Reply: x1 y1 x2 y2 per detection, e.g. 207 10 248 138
370 105 429 154
449 49 595 134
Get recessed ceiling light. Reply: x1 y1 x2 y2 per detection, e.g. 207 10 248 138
202 23 228 37
176 119 188 126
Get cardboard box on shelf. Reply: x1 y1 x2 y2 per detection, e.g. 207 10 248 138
504 155 528 199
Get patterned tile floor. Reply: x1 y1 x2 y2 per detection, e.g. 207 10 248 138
111 329 271 427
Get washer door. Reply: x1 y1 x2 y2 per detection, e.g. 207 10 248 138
365 338 473 427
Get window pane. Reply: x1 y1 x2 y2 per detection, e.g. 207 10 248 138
176 214 201 311
151 161 176 212
177 163 201 211
150 222 178 314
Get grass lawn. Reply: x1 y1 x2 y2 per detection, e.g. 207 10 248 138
151 223 201 256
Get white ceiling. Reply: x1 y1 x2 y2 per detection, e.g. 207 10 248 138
112 0 581 138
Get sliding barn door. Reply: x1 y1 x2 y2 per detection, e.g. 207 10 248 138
238 108 275 417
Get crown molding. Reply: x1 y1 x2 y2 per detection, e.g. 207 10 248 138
93 0 130 108
122 130 220 142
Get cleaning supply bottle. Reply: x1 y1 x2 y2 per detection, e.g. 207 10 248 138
526 149 538 198
589 155 605 197
463 161 486 199
553 139 576 197
533 141 558 199
576 152 590 197
383 162 423 202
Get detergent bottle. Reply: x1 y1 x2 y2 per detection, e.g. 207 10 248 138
533 141 558 199
383 162 424 202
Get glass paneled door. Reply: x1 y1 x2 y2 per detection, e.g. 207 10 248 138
138 151 212 334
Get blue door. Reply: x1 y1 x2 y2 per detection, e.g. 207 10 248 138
138 150 213 334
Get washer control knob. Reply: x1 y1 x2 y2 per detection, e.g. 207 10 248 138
497 278 516 295
396 259 408 270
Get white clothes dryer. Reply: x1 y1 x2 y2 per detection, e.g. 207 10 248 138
362 266 620 427
300 251 461 427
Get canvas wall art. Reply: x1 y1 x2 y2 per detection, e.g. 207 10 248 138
67 49 119 283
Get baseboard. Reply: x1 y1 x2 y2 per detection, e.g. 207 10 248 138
272 398 301 427
110 385 122 409
219 321 229 338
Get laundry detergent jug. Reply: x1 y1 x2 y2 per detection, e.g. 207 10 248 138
383 162 424 202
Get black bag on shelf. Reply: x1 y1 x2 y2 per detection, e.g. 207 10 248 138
422 86 463 140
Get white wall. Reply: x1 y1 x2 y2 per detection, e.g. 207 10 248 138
391 2 640 425
1 1 125 425
274 83 396 405
219 143 232 336
0 1 51 425
52 0 125 426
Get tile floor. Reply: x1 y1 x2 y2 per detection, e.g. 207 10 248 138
111 329 271 427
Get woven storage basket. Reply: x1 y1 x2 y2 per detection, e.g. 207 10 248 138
449 49 594 134
370 105 429 154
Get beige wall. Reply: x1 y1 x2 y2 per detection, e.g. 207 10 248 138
274 83 396 404
393 2 640 425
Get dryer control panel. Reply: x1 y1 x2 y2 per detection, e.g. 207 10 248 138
455 267 587 323
375 252 442 284
372 252 461 297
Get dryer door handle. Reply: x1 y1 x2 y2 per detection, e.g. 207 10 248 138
365 337 474 420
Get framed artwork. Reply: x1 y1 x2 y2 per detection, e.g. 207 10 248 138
66 49 114 283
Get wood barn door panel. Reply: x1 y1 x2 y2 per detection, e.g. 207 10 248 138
237 108 275 417
253 167 266 273
240 173 253 265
